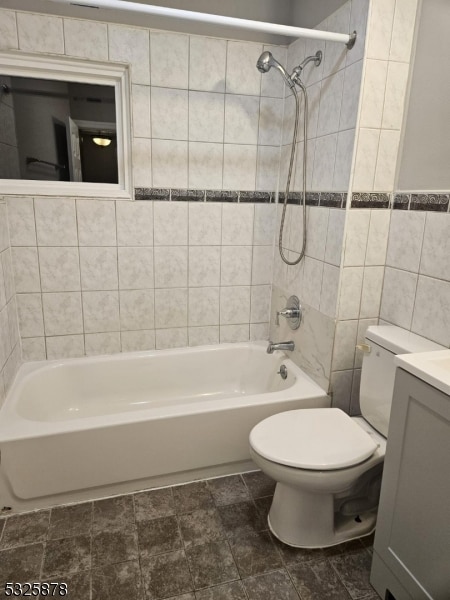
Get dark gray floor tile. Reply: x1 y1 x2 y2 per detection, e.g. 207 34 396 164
0 519 5 541
93 495 134 532
218 501 266 537
195 580 246 600
138 515 182 557
330 547 374 599
134 487 175 522
325 539 367 557
186 540 239 590
141 549 193 599
40 570 91 600
0 543 44 585
0 510 50 549
42 535 91 577
360 532 375 554
48 503 93 540
288 559 352 600
179 509 225 548
92 528 138 567
242 569 300 600
92 560 143 600
207 476 249 506
271 533 329 564
173 481 214 514
229 530 282 578
254 496 273 522
242 471 276 499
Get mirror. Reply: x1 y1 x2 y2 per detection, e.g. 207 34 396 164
0 52 131 198
0 76 118 184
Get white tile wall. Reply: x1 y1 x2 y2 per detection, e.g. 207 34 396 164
386 210 425 272
225 41 262 96
331 208 391 412
283 0 369 194
150 32 189 89
2 6 290 195
63 19 108 61
189 92 224 143
272 203 345 324
351 0 420 192
380 266 417 329
17 13 64 55
0 200 21 403
419 213 450 281
2 0 402 408
381 211 450 347
189 37 227 93
108 24 150 85
7 198 274 359
270 285 335 391
0 10 18 51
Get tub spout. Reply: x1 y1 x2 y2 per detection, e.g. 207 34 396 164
267 341 295 354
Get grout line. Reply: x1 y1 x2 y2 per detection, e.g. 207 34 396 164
409 212 427 331
74 200 85 357
14 9 20 50
31 198 47 360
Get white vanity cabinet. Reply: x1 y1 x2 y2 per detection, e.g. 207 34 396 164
370 366 450 600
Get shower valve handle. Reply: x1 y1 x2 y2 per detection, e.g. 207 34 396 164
276 308 300 325
276 296 302 329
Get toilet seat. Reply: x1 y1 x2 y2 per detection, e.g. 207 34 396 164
250 408 378 470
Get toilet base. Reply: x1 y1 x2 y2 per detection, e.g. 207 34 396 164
267 482 377 548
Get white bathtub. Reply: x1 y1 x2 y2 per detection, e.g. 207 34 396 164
0 342 329 512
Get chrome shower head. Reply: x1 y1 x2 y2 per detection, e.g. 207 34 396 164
256 51 295 90
256 51 275 73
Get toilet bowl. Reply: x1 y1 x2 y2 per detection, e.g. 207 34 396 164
250 326 443 548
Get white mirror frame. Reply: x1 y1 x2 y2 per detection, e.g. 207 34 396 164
0 50 132 199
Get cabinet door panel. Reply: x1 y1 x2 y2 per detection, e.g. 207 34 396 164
373 369 450 600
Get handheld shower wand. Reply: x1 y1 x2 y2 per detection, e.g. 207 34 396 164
256 51 296 90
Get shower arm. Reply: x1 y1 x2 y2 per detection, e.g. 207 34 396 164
291 51 323 85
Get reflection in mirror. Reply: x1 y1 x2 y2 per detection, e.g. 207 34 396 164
0 76 118 184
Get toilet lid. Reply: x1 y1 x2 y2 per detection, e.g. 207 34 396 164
250 408 378 470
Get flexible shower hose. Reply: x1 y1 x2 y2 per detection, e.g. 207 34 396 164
278 81 308 266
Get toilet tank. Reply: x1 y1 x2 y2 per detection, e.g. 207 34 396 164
360 326 443 437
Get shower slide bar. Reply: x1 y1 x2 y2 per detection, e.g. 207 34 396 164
48 0 357 48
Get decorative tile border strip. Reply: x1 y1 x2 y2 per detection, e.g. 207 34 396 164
352 192 450 211
135 188 170 200
136 189 450 212
319 192 346 208
239 191 272 203
135 188 272 203
393 193 450 212
278 192 345 207
392 194 409 210
171 189 204 201
206 190 239 202
351 193 391 209
134 189 346 207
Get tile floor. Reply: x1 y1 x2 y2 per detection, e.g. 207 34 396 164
0 471 380 599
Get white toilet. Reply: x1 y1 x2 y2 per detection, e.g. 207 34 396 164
249 325 443 548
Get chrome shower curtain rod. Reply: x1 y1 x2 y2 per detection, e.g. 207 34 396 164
49 0 357 48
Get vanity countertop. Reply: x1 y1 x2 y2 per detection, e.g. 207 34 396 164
395 350 450 397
